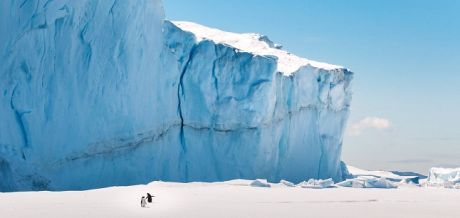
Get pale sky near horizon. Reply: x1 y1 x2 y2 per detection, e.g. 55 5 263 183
164 0 460 174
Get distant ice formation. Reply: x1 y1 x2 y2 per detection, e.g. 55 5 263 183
250 179 271 188
336 177 397 189
427 168 460 188
299 178 335 189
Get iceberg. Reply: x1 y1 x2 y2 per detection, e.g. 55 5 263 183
279 180 296 187
162 21 352 184
399 177 420 185
347 165 423 184
250 179 271 188
336 179 366 188
0 0 352 191
427 167 460 188
338 166 407 188
0 0 165 191
336 177 397 189
299 178 334 189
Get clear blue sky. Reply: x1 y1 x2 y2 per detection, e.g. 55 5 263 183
164 0 460 174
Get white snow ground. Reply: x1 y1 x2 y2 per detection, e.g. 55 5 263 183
1 179 460 218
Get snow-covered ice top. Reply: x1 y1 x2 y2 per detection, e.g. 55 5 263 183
173 21 344 76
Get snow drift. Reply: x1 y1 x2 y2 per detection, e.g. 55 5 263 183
0 0 352 191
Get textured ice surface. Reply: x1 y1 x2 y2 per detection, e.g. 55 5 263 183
0 0 352 191
279 180 296 187
336 177 397 189
299 178 334 189
427 168 460 188
400 177 420 185
347 165 422 183
0 0 165 191
250 179 271 188
342 165 420 188
163 20 352 185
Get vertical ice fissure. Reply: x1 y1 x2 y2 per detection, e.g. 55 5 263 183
9 85 31 150
177 43 199 181
316 129 324 179
177 44 198 152
316 75 326 179
209 45 221 179
211 45 220 101
109 0 118 28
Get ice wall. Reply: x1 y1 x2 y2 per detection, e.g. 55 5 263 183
0 0 352 191
0 0 165 191
163 21 353 183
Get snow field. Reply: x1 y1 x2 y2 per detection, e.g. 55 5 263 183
1 180 459 218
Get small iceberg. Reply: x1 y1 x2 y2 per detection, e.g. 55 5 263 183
299 178 334 189
337 177 396 189
279 180 296 187
427 167 460 188
250 179 271 188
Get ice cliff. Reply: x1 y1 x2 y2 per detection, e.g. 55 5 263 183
0 0 165 191
163 21 353 184
0 0 352 191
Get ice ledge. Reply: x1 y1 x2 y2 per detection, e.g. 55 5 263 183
172 21 345 76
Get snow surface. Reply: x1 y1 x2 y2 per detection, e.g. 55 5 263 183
1 180 460 218
173 21 344 75
0 0 352 191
